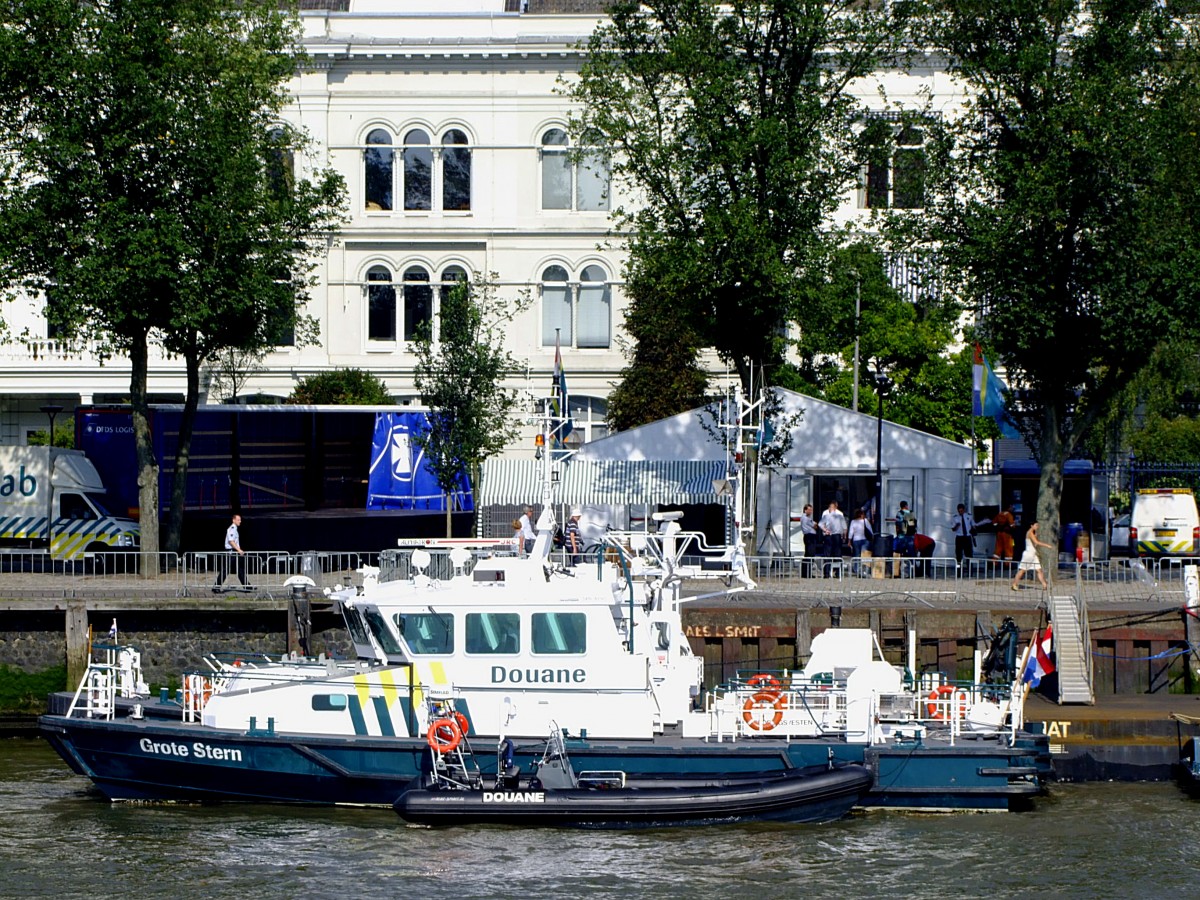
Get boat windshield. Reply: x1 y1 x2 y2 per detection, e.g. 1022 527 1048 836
362 608 405 656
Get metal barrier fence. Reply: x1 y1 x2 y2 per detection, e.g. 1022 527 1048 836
0 547 1191 605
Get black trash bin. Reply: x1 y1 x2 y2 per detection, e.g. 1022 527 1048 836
872 533 895 558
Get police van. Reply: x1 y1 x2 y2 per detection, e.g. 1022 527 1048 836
1130 488 1200 557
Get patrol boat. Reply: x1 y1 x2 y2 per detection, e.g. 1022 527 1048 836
39 392 1049 811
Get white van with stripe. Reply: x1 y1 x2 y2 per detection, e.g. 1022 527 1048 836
1130 488 1199 557
0 446 139 561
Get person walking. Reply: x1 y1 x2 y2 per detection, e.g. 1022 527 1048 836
848 508 874 576
1011 521 1050 591
951 503 976 570
518 505 537 555
213 513 251 592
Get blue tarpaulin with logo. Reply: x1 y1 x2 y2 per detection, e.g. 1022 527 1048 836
367 412 473 511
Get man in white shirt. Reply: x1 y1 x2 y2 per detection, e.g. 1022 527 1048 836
518 505 537 554
818 501 847 576
951 503 976 569
214 513 250 592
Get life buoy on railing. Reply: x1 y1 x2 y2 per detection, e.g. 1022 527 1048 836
746 673 782 699
742 691 786 731
452 711 470 737
183 680 213 709
426 717 463 754
925 685 968 720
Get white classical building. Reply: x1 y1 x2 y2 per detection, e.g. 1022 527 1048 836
0 0 963 451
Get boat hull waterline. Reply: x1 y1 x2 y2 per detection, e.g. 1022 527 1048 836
39 713 1046 811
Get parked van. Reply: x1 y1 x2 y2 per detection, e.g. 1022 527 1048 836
0 446 140 561
1130 488 1200 557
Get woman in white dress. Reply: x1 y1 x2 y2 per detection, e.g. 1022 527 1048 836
1011 521 1050 591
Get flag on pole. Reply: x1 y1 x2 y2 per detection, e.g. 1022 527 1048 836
1022 624 1055 687
108 618 118 642
972 344 1019 437
551 332 573 448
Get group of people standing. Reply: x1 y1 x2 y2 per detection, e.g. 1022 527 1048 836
510 504 583 563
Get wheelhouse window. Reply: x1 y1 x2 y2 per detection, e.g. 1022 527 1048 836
540 127 609 212
465 612 520 654
396 612 454 654
364 128 394 211
367 265 397 342
403 128 432 211
363 608 405 655
441 129 471 211
532 612 586 654
403 266 433 341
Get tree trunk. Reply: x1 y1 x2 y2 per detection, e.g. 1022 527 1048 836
129 336 160 577
445 492 452 538
1035 404 1065 586
164 341 202 554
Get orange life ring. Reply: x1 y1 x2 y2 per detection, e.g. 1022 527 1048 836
426 717 463 754
183 681 212 708
746 673 782 699
742 691 786 731
925 685 968 720
452 711 470 737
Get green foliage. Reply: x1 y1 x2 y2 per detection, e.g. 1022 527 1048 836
288 368 392 406
570 0 916 392
919 0 1200 534
26 428 74 449
1128 415 1200 464
412 278 523 532
606 270 710 430
0 664 66 714
0 0 347 556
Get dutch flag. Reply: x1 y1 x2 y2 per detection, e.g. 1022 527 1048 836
1022 624 1055 687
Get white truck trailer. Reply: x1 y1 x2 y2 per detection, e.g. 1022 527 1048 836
0 446 140 560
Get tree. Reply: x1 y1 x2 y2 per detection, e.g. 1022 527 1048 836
0 0 345 567
570 0 916 395
289 368 393 406
412 278 523 537
921 0 1200 555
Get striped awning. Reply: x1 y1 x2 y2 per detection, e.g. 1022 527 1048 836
480 459 728 506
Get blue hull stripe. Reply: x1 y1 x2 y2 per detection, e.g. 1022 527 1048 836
347 696 368 736
371 696 395 736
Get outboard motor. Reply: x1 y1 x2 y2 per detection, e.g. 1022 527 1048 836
496 738 520 789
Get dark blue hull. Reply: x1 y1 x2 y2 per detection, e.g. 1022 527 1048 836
393 765 873 827
39 713 1046 811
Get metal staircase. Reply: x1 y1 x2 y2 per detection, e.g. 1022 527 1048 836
1049 594 1094 705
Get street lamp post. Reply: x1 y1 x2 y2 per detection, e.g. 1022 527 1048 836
873 370 892 536
39 405 64 448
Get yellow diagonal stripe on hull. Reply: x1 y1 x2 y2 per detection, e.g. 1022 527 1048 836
379 669 398 707
429 662 448 685
353 673 370 709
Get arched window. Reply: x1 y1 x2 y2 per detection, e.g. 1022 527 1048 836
540 265 571 346
577 265 611 349
403 129 432 211
367 265 396 341
541 128 571 210
540 128 609 212
364 129 394 211
266 127 294 201
441 129 471 211
403 265 433 341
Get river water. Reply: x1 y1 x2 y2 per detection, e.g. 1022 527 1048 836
3 738 1196 899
